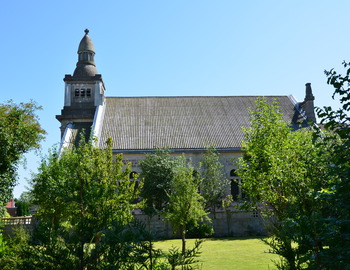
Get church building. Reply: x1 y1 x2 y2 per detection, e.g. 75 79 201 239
56 30 316 236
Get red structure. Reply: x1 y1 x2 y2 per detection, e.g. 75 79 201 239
5 199 17 216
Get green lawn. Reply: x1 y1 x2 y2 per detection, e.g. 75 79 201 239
155 237 280 270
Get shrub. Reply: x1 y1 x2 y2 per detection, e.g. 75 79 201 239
186 221 214 238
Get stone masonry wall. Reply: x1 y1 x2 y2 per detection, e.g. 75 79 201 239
134 208 267 239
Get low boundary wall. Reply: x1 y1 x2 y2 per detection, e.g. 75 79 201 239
1 216 36 237
2 209 267 238
134 208 267 238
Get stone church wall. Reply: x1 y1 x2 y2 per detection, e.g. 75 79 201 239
123 151 265 238
133 207 267 239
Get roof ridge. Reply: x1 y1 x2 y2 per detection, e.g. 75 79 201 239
106 95 290 98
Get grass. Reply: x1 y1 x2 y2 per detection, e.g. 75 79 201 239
154 237 280 270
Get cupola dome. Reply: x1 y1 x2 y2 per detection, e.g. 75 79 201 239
78 29 95 53
73 29 98 77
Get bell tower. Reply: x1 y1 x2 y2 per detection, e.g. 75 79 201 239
56 29 105 139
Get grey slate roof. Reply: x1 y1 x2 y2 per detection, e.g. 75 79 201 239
98 96 301 151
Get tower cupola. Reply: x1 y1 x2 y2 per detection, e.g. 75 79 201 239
57 29 106 139
73 29 98 77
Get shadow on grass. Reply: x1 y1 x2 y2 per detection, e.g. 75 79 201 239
156 235 267 244
202 236 266 241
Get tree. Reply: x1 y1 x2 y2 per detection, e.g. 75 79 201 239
165 239 203 270
165 155 208 254
237 98 333 269
139 150 209 257
14 199 30 217
29 138 141 269
0 101 45 215
313 61 350 268
139 149 176 217
199 147 229 217
14 192 32 216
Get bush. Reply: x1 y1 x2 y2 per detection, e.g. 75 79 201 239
0 227 30 270
186 221 214 238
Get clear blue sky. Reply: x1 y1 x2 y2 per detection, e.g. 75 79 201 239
1 1 349 198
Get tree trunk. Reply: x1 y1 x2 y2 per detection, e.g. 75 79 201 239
148 239 153 270
79 242 85 270
181 226 186 254
147 215 151 233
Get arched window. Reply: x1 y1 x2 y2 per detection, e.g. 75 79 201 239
230 169 245 201
230 169 239 200
193 170 200 192
230 169 237 177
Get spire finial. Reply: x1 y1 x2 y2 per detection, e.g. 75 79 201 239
84 29 89 35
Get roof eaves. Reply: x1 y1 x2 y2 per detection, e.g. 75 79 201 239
112 147 243 155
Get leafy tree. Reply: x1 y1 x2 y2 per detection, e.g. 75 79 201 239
165 155 208 254
199 147 229 217
0 226 31 270
222 195 234 236
313 61 350 268
29 138 141 269
237 98 333 269
89 219 163 270
0 101 45 215
14 199 30 217
140 150 209 256
14 191 32 216
139 149 176 217
17 191 32 204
